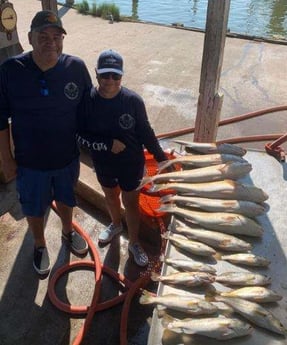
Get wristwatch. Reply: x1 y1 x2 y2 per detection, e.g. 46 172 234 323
0 2 17 40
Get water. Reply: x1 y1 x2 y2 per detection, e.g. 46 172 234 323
67 0 287 39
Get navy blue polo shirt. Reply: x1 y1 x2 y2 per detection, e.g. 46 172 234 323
0 52 92 170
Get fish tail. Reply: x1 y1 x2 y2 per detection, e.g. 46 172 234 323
157 204 175 213
161 314 174 328
160 194 174 203
157 160 171 172
139 290 153 304
136 176 154 190
161 233 169 240
150 271 160 282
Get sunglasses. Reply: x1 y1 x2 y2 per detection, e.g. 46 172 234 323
98 72 122 81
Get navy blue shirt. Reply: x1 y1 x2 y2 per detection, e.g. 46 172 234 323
0 52 92 170
77 86 167 169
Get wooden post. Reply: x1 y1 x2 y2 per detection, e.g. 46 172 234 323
41 0 58 14
194 0 230 143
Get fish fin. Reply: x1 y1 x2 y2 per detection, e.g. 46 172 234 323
136 176 154 190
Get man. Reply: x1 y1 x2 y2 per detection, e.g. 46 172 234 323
77 49 168 267
0 10 92 276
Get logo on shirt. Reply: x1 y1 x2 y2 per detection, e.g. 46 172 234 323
119 113 134 129
64 82 79 100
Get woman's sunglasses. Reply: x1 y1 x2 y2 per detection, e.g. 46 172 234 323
98 72 122 80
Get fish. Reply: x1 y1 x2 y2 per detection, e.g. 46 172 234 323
161 314 253 340
160 255 217 274
139 290 218 315
216 272 272 286
152 179 269 203
137 161 252 189
151 271 215 287
215 296 287 335
159 204 264 237
161 233 216 257
173 223 252 252
158 153 247 172
221 253 270 267
173 140 247 156
220 286 283 303
161 194 267 217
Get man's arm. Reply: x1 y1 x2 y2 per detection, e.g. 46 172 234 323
0 127 17 182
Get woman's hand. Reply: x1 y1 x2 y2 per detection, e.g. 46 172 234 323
111 139 126 154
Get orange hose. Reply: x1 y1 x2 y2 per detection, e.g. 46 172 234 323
48 202 160 345
120 275 151 345
156 104 287 141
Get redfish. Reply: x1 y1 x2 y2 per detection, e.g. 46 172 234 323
161 194 267 217
137 161 252 189
153 179 268 203
159 204 264 237
173 140 247 156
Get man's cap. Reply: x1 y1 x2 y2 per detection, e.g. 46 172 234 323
30 10 67 34
97 49 124 75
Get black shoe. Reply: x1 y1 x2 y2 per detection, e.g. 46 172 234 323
33 247 50 275
62 230 88 255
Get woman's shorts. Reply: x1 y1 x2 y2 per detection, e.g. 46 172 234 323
94 160 145 192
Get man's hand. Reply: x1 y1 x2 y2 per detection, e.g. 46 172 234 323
111 139 126 154
1 156 17 182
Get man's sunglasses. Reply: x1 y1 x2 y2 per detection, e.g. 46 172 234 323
98 72 122 80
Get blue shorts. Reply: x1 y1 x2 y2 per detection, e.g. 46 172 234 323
94 161 145 192
16 158 80 217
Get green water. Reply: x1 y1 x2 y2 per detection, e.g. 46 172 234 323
64 0 287 39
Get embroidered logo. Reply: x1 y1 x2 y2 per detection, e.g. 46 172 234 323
64 82 79 100
119 113 134 130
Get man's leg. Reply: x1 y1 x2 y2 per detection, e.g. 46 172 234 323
27 215 46 248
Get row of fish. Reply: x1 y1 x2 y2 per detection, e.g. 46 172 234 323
139 142 286 341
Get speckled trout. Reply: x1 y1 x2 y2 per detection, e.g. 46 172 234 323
152 179 268 203
162 314 253 340
160 256 216 274
162 233 216 256
158 153 247 171
215 296 287 335
221 253 270 267
220 286 282 303
139 290 217 315
161 194 267 217
137 161 252 189
151 271 215 287
173 140 247 156
159 204 264 237
173 223 252 252
216 272 271 286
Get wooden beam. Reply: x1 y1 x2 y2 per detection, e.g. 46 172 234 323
41 0 58 14
194 0 230 142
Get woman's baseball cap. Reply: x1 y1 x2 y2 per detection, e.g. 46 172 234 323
96 49 124 75
30 10 67 34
